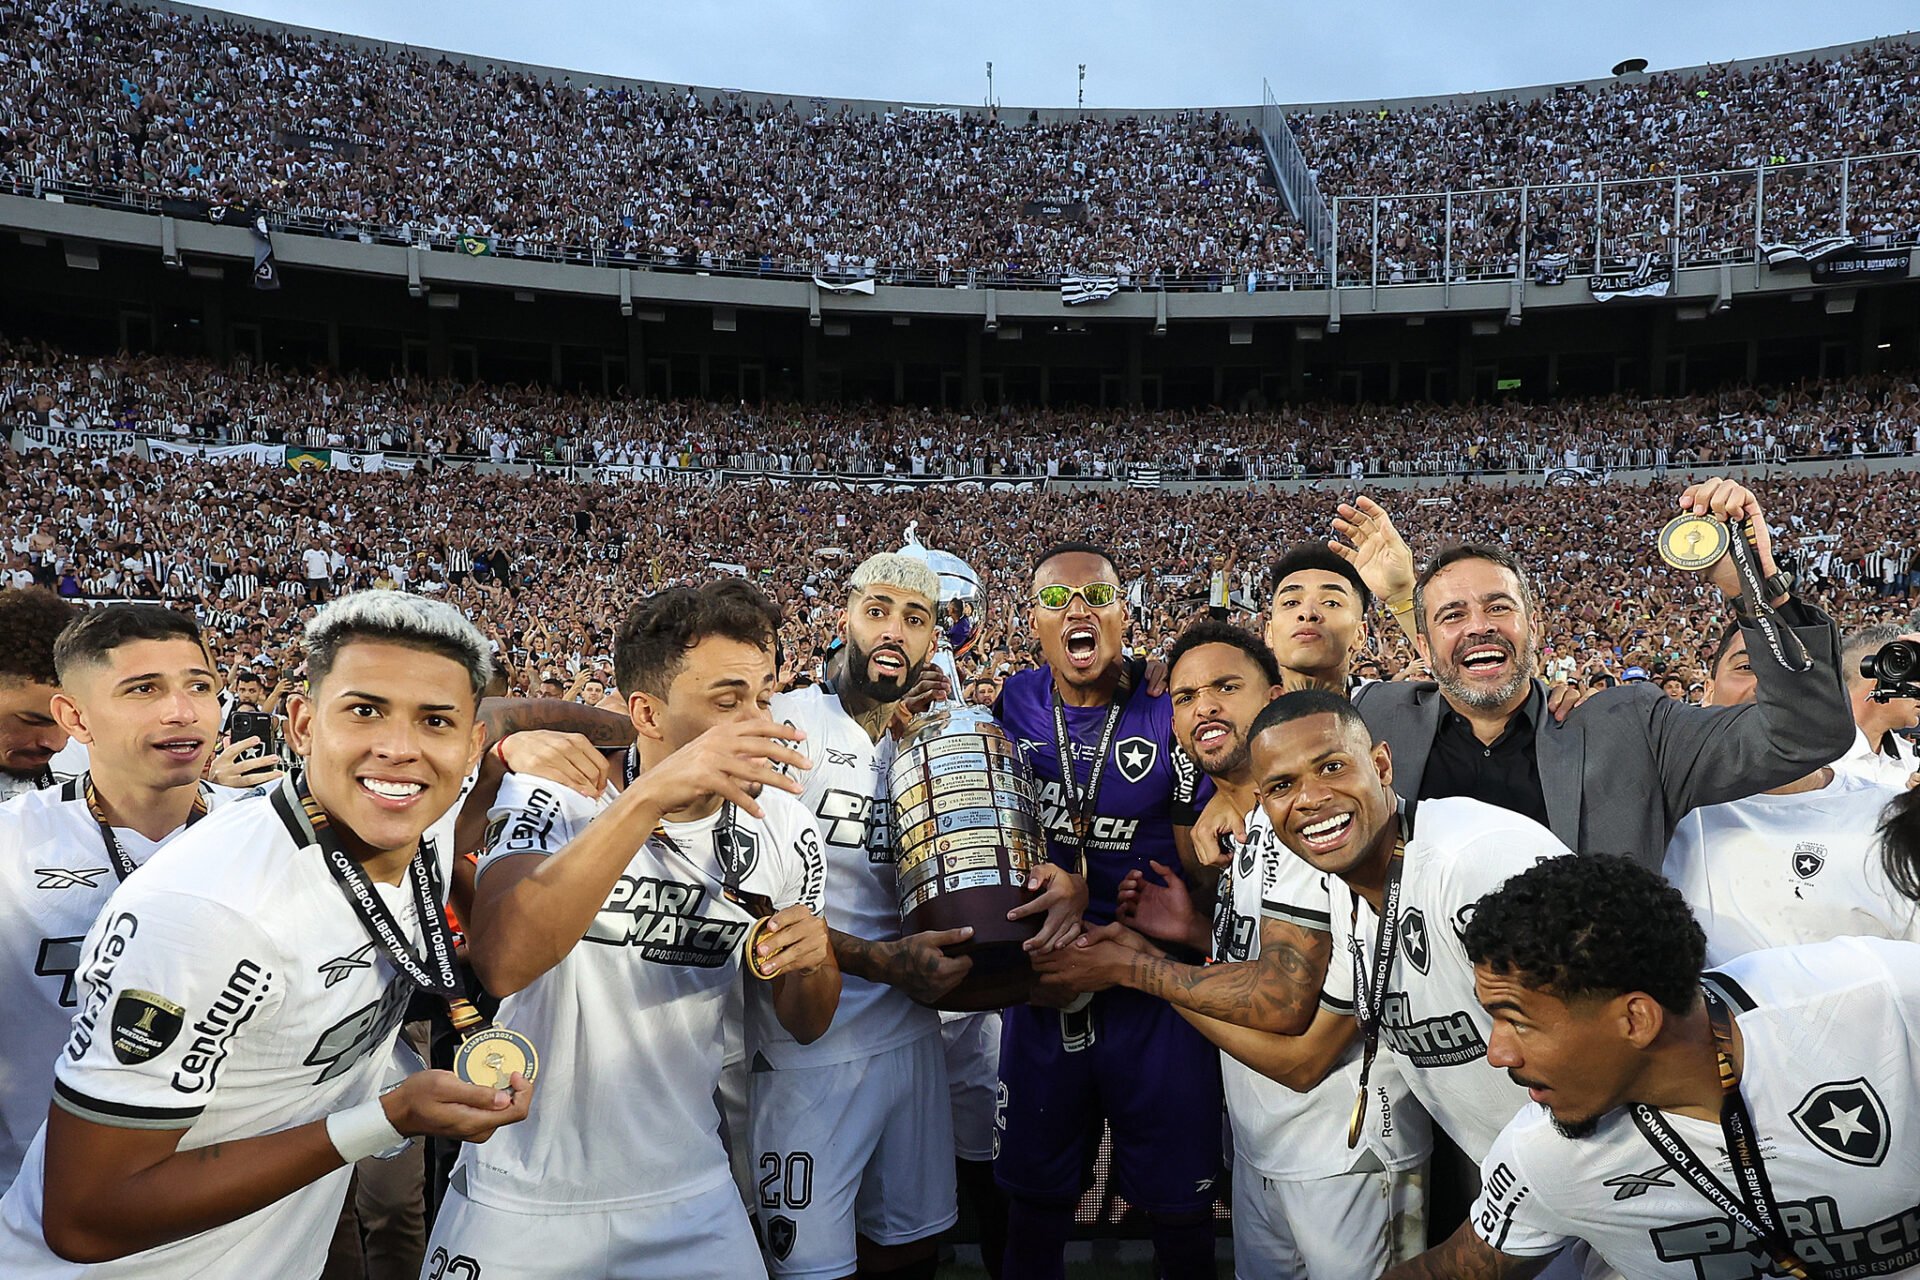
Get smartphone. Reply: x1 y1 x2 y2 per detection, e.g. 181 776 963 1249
230 710 277 762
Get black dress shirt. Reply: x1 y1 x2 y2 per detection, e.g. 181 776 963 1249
1418 681 1551 826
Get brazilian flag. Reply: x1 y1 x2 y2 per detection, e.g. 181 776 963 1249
286 447 332 473
457 235 495 257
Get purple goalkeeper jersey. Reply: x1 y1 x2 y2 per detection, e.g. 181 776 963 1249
994 663 1210 923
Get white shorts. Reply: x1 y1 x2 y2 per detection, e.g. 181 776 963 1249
750 1033 959 1279
1230 1156 1427 1280
940 1010 1001 1162
422 1177 764 1280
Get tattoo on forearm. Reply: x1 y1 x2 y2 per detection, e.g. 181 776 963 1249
479 698 636 749
1126 928 1328 1031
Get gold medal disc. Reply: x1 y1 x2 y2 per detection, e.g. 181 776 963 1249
1657 514 1731 571
744 917 780 980
454 1027 539 1090
1347 1087 1366 1149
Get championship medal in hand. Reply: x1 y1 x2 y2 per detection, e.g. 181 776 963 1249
1657 514 1731 571
451 999 540 1089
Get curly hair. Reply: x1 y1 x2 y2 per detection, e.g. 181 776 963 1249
615 578 780 699
1464 855 1705 1015
0 588 81 686
1166 619 1282 690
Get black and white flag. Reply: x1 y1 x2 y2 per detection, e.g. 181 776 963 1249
1760 237 1856 269
1127 466 1163 490
1062 273 1120 305
251 215 281 291
811 275 876 295
1588 253 1671 302
1533 252 1571 286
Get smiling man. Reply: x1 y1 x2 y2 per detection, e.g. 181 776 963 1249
0 605 234 1194
1349 477 1854 866
1245 690 1571 1168
0 591 532 1279
1385 857 1920 1280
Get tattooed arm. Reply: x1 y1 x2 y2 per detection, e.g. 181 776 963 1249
477 696 636 751
1380 1222 1552 1280
831 926 976 1007
1121 916 1329 1035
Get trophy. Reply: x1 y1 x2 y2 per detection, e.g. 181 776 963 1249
892 530 1045 1010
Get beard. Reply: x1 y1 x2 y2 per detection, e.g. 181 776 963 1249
1433 630 1539 712
1198 730 1251 782
1548 1112 1601 1140
841 636 922 704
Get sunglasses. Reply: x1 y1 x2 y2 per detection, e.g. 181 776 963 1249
1033 582 1120 610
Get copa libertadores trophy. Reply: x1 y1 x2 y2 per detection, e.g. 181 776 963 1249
891 527 1046 1010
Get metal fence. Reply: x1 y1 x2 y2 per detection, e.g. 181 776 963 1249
1260 80 1333 264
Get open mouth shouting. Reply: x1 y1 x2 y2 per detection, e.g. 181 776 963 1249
1295 810 1355 854
357 775 428 811
870 647 908 680
1193 718 1235 755
1063 624 1101 671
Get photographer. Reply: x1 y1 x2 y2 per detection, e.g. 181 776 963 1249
1835 624 1920 788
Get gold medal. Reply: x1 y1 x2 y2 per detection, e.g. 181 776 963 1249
744 916 781 980
1657 514 1731 571
453 1026 540 1090
1347 1087 1366 1149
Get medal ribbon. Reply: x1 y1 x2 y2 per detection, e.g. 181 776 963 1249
271 772 460 998
1346 800 1415 1148
1629 988 1816 1280
65 771 210 882
1728 518 1811 675
1049 687 1125 852
625 746 769 917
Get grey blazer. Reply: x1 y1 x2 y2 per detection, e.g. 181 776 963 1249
1351 607 1855 867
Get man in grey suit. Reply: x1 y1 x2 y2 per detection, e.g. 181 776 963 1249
1343 476 1853 867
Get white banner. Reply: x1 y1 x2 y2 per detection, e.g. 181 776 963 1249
336 451 415 473
811 274 876 295
146 439 286 465
10 423 138 455
596 463 721 489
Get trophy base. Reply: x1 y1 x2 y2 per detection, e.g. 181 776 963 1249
906 884 1040 1012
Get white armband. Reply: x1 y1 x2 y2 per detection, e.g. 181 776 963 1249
325 1096 409 1163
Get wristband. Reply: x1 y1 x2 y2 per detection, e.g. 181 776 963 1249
325 1097 408 1164
1386 595 1415 618
492 739 511 771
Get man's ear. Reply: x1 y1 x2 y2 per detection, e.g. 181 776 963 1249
282 691 316 757
628 689 667 744
1373 739 1394 791
50 691 92 746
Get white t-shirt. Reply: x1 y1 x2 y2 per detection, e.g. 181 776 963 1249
1834 726 1918 790
1329 796 1573 1164
1471 938 1920 1279
0 780 237 1192
1664 770 1916 965
301 548 329 580
457 771 825 1213
762 684 937 1068
0 788 449 1279
1216 806 1431 1179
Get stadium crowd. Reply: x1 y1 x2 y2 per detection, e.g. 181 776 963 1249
6 3 1920 286
9 336 1920 477
6 435 1917 708
0 0 1303 284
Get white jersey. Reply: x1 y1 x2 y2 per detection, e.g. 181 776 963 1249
457 771 826 1213
763 684 936 1067
1664 770 1917 965
1834 726 1918 790
1216 807 1430 1179
0 780 237 1192
0 741 87 806
0 786 452 1280
1329 796 1572 1164
1471 938 1920 1279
